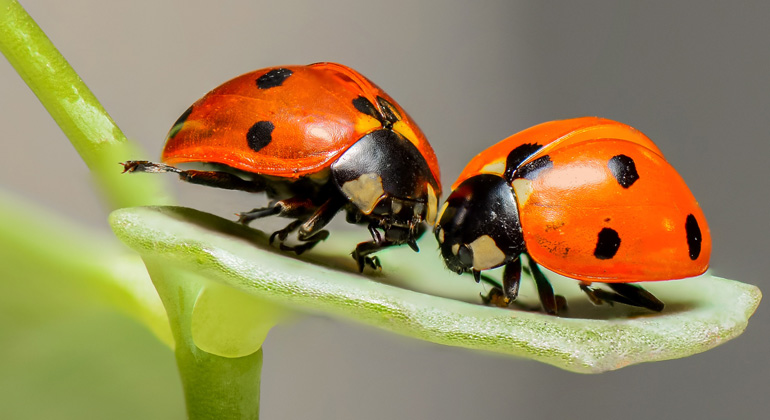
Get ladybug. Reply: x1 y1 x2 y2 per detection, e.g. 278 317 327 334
123 62 441 271
434 117 710 314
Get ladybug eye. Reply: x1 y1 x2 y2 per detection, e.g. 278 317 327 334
457 244 474 267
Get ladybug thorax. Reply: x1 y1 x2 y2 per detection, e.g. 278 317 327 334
435 174 525 274
331 129 440 229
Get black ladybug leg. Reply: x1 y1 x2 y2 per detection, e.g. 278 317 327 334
278 230 329 255
270 220 303 244
352 240 398 272
579 283 664 312
277 196 345 255
479 261 520 308
297 196 346 241
527 257 559 315
239 205 281 225
607 283 664 312
121 161 264 192
238 197 316 225
502 258 522 302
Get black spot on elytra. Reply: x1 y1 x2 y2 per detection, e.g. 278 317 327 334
594 227 621 260
608 154 639 188
352 96 380 119
246 121 275 152
376 96 401 124
685 214 702 260
256 68 293 89
168 106 193 139
516 155 553 181
503 143 543 181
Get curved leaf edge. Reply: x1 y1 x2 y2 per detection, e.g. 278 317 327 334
109 205 762 373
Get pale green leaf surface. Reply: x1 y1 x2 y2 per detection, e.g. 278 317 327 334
0 190 172 347
110 206 761 373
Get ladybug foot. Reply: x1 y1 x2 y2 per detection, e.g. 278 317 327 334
482 287 567 313
269 220 304 244
273 227 329 255
357 255 381 272
352 250 382 272
481 287 510 308
238 206 281 225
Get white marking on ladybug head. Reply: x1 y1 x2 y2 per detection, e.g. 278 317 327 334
481 160 506 175
468 235 506 270
425 183 438 225
437 227 445 243
451 243 460 256
341 173 385 214
512 178 534 206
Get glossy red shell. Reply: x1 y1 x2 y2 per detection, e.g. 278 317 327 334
160 62 440 184
458 117 711 282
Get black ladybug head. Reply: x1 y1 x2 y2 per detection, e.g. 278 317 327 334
434 174 525 274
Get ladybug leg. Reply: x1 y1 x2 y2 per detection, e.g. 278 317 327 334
479 261 520 308
276 196 346 255
579 283 664 312
607 283 664 312
481 287 509 308
121 161 264 192
278 231 329 255
352 240 392 272
527 257 560 315
297 196 346 242
239 197 316 225
270 220 304 244
502 258 522 302
238 205 281 225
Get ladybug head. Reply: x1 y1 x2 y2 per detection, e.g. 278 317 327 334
434 174 525 275
331 129 440 235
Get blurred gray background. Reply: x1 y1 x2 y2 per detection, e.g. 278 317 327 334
1 0 768 419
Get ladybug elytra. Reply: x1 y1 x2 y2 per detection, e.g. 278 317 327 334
434 117 711 314
123 63 441 271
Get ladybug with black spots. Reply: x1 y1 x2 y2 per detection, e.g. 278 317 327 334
434 117 710 314
123 62 441 271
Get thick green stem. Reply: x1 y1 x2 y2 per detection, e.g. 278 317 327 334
145 260 263 419
0 0 168 209
1 1 265 416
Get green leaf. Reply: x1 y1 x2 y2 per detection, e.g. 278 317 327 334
0 190 172 347
110 205 761 374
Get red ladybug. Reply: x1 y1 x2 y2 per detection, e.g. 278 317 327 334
434 117 710 313
123 62 441 271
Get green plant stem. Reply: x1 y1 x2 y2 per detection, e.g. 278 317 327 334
146 260 262 419
1 1 263 416
0 0 168 209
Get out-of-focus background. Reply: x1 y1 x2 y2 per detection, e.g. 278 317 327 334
1 1 768 418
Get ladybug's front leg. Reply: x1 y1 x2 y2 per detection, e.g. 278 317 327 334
352 237 393 272
122 161 264 192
